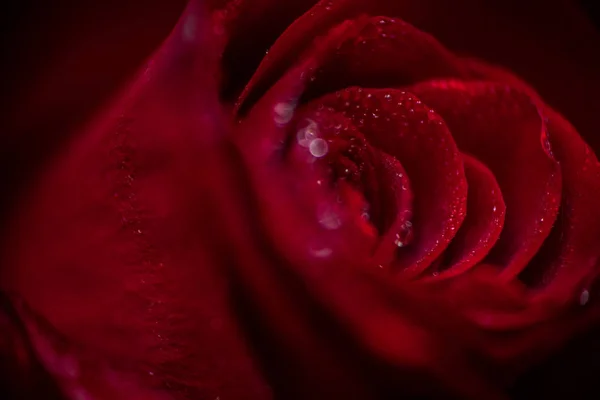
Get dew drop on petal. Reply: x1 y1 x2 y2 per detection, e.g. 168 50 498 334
394 235 405 248
580 289 590 306
394 221 413 247
311 247 333 258
309 138 329 158
319 208 342 230
541 129 554 159
274 102 296 125
297 119 318 147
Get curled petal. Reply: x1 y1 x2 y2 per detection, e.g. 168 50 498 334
371 152 413 267
462 57 600 299
427 153 505 280
314 88 467 274
410 80 562 279
521 111 600 299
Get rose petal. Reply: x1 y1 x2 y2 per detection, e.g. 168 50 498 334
313 88 467 274
427 153 506 280
286 109 381 244
521 111 600 298
235 19 380 261
288 105 415 266
0 295 65 399
410 80 562 279
236 8 467 113
371 151 414 266
12 298 171 400
1 3 270 398
302 15 467 99
462 57 600 298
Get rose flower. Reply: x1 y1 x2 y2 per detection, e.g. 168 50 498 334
2 0 600 399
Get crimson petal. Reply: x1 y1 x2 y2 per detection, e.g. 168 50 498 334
463 58 600 299
236 8 468 114
410 80 562 279
521 111 600 299
230 85 505 400
302 15 466 99
371 151 414 267
0 295 65 399
428 153 505 280
313 88 467 274
1 3 271 398
288 105 415 267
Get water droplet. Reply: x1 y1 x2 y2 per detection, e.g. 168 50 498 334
309 138 329 158
394 235 405 247
311 247 333 258
360 205 371 221
580 289 590 305
319 208 342 230
539 127 555 160
274 102 296 125
394 221 413 247
297 119 318 147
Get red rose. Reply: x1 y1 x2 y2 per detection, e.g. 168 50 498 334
2 0 600 399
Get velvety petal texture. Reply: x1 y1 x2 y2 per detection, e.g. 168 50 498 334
2 0 600 399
